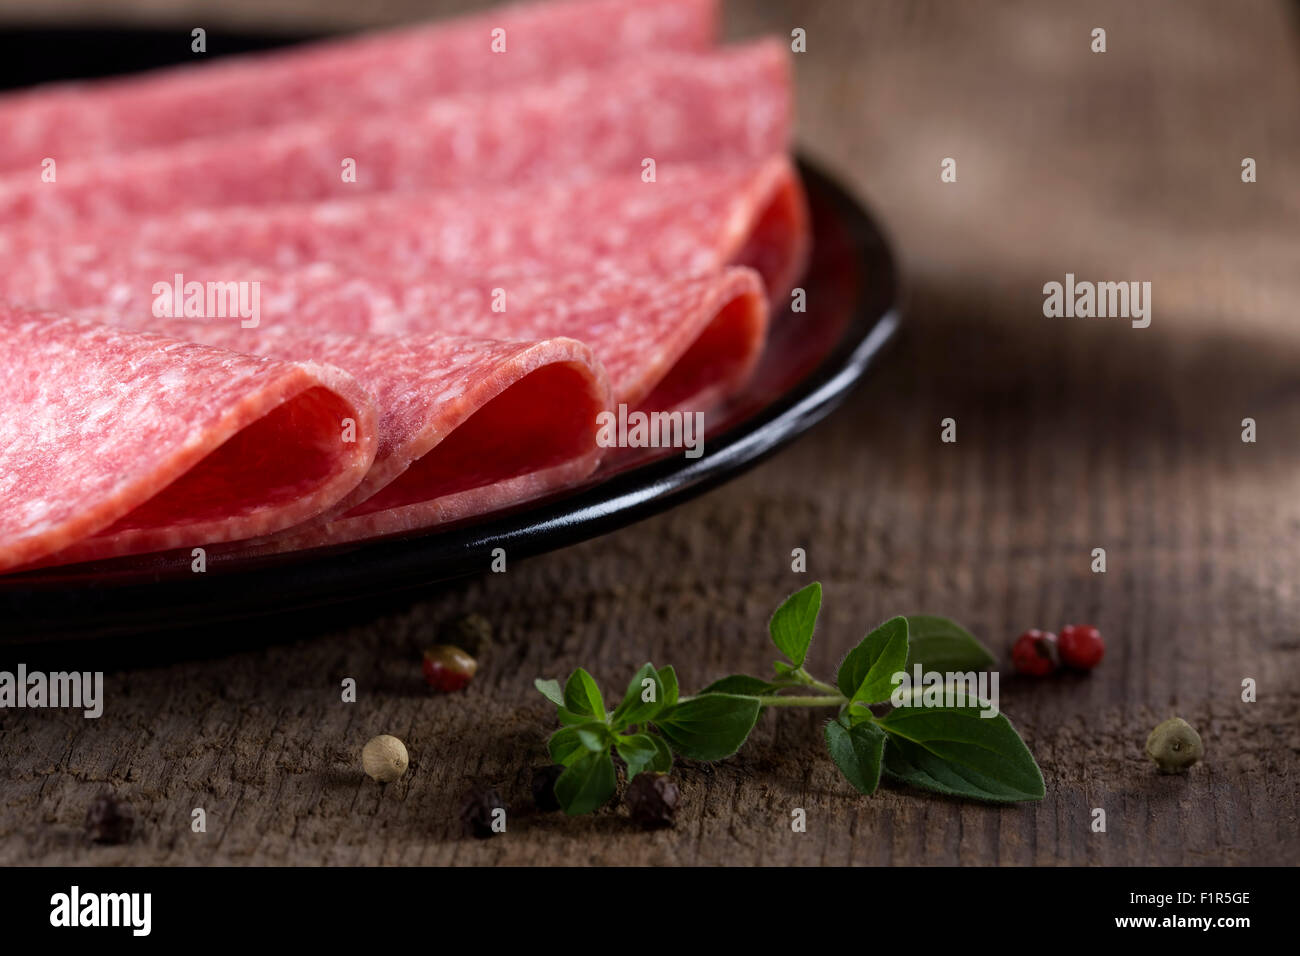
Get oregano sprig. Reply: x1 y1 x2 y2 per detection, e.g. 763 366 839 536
535 582 1044 815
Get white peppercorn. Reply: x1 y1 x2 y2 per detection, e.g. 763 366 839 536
362 734 409 783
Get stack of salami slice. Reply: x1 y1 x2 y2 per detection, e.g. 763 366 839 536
0 0 809 573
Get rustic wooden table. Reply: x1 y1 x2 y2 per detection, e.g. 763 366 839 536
1 0 1297 865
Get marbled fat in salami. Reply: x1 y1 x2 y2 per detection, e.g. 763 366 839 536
138 319 614 531
0 307 378 572
0 43 789 230
59 269 768 416
0 0 814 572
4 157 809 305
0 0 717 173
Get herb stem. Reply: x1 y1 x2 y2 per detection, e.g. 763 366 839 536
804 677 842 696
786 667 842 697
752 694 847 708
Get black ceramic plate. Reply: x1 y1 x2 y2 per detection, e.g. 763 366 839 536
0 29 900 642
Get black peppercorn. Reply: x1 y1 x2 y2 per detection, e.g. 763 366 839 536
625 773 680 829
459 786 505 839
531 764 566 812
85 791 134 845
441 613 493 656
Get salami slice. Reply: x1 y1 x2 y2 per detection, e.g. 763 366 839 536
0 0 716 173
0 42 789 230
0 307 378 572
61 268 768 415
5 156 810 304
48 268 763 556
134 319 613 530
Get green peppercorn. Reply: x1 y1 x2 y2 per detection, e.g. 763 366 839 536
1145 717 1203 773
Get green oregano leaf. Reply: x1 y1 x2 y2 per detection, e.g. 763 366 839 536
535 591 1045 816
699 674 778 696
836 616 909 706
534 678 565 707
563 668 605 721
769 581 822 666
656 666 680 709
555 750 617 816
556 706 594 727
574 723 610 752
547 726 586 766
904 616 996 673
609 663 664 729
825 718 886 795
879 692 1045 802
616 734 660 780
655 694 761 761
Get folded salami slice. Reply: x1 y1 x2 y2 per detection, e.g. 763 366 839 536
63 268 768 416
0 307 378 572
0 0 716 173
55 270 762 549
6 156 810 305
0 42 788 229
137 319 613 531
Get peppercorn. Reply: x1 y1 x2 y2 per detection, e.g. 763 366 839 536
440 612 493 656
362 734 409 783
460 786 506 838
85 791 134 845
1058 624 1105 670
1146 717 1204 773
422 644 478 692
531 764 566 812
625 773 680 829
1011 629 1057 677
